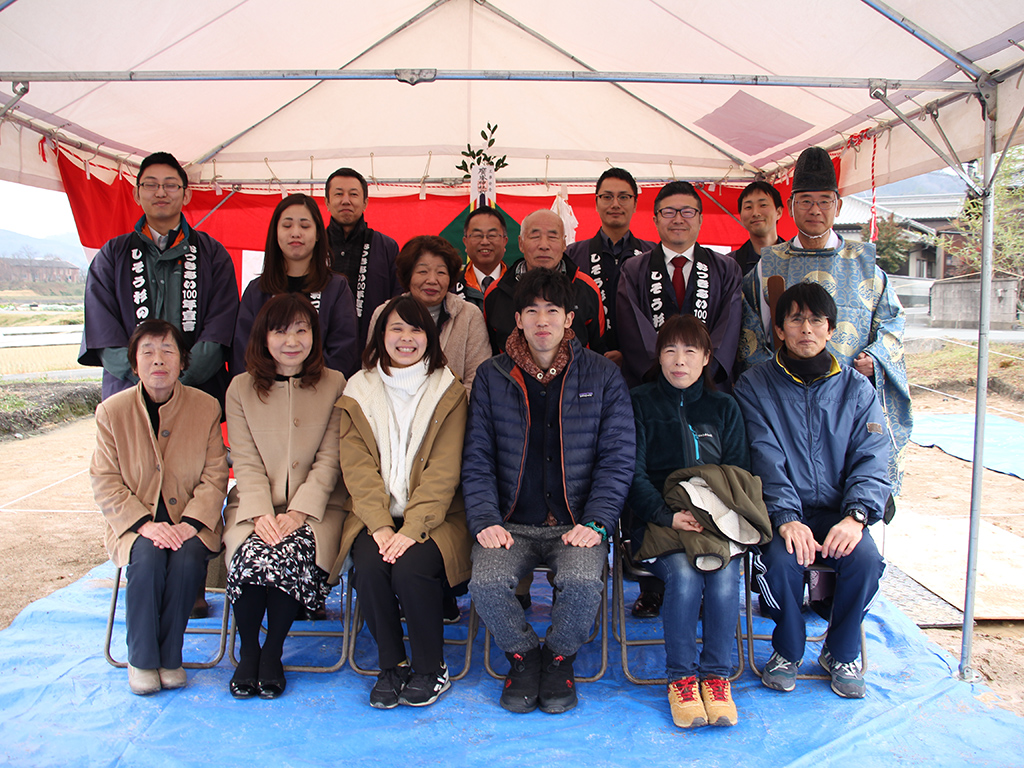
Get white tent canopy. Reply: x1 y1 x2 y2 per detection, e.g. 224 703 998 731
2 0 1023 680
1 0 1023 196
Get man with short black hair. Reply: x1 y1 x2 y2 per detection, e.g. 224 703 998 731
464 267 634 714
455 206 508 307
734 281 889 699
566 168 656 359
482 209 605 354
616 180 742 389
80 151 238 403
324 167 401 343
730 181 784 276
737 147 912 491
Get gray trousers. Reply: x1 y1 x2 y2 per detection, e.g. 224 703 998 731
469 524 607 656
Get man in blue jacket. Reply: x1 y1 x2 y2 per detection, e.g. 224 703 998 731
464 268 634 715
734 282 889 699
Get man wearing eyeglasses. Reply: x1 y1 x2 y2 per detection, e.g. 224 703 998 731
734 281 888 700
80 152 239 403
566 169 656 362
737 146 912 492
616 181 742 389
455 206 509 308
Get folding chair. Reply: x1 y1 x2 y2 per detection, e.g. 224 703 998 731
612 532 745 685
227 570 353 673
477 563 609 683
103 565 230 669
744 551 867 681
347 580 478 682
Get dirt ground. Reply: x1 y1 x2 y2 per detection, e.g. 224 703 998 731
0 383 1023 716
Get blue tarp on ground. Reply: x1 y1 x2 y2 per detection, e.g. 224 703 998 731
1 561 1022 768
911 413 1024 479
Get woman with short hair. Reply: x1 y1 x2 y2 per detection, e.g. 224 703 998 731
92 319 228 695
628 314 766 729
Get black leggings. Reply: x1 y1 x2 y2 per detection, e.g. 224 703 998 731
351 529 445 673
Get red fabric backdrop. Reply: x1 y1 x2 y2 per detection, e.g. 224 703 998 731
59 152 803 293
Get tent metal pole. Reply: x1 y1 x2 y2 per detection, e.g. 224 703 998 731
958 108 996 683
870 86 983 195
193 0 453 166
988 100 1024 185
0 69 982 93
193 188 239 229
474 0 750 172
858 0 985 80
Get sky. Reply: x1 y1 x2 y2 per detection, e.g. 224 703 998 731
0 180 79 240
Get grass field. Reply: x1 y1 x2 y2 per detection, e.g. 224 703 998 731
0 345 88 375
906 340 1024 393
0 313 84 327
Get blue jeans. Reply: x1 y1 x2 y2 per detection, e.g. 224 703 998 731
649 552 739 680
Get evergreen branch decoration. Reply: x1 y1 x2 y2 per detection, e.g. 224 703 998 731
455 123 509 179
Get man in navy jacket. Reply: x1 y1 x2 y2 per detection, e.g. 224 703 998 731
464 268 634 715
734 282 889 700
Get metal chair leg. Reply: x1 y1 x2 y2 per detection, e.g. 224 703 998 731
480 564 608 683
744 552 868 680
228 573 352 673
104 565 230 670
347 591 478 681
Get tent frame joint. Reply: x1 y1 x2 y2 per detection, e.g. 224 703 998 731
395 68 437 86
976 80 997 121
0 80 29 121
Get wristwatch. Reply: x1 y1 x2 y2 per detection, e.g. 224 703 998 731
847 508 868 527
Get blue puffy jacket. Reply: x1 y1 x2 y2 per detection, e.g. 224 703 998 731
461 337 636 538
733 353 891 527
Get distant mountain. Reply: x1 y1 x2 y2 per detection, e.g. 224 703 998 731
0 229 89 272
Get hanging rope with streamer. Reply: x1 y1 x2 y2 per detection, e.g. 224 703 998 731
845 129 878 241
870 134 878 241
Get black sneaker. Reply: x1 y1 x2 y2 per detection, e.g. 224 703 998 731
398 662 450 707
369 665 410 709
500 647 542 713
443 594 461 624
538 645 577 714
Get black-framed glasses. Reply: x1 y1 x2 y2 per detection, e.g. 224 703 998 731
657 206 699 219
597 193 635 203
138 181 184 193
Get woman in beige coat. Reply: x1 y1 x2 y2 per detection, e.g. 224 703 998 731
333 294 470 709
91 319 228 696
366 235 491 392
223 293 347 699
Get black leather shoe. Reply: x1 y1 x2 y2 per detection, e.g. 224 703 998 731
257 677 286 699
229 678 258 699
631 591 663 618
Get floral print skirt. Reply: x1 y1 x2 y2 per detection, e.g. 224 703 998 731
226 524 331 611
